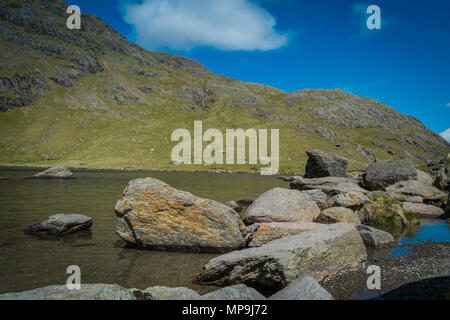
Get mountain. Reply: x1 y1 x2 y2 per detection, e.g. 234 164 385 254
0 0 449 174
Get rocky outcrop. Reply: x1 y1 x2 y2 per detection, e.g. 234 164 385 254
26 214 92 235
243 188 320 224
315 207 360 225
304 149 347 178
245 222 323 247
356 225 395 248
201 285 265 300
25 165 74 179
196 223 367 293
386 180 444 202
362 161 417 191
402 202 445 218
114 178 246 253
269 276 334 300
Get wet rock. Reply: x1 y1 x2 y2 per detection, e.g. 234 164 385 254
402 202 445 218
201 285 265 300
315 207 360 225
0 284 126 300
114 178 245 253
225 201 242 213
269 275 334 300
304 149 347 178
26 214 93 235
362 160 417 191
196 223 367 293
386 180 444 201
356 225 395 248
246 222 324 247
243 188 320 224
25 165 74 179
136 286 201 300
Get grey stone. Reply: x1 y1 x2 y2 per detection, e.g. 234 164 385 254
25 165 74 179
357 225 395 248
225 201 242 213
386 180 444 201
269 275 334 300
304 149 347 178
328 191 370 210
416 169 434 186
315 207 360 225
95 284 136 300
26 214 92 235
196 223 367 293
138 286 201 300
243 188 320 224
402 202 445 218
202 285 265 300
362 160 417 191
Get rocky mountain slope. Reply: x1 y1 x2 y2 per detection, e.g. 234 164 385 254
0 0 449 173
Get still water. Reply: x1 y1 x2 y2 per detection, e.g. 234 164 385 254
0 169 288 295
0 169 448 295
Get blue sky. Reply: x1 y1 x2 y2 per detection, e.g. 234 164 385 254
72 0 449 139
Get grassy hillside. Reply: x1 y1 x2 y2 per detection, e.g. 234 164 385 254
0 0 449 174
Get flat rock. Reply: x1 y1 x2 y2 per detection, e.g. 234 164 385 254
114 178 245 253
362 160 417 191
402 202 445 218
0 284 131 300
196 223 367 293
269 275 334 300
290 176 362 195
304 149 347 178
356 225 395 248
25 165 75 179
26 214 93 235
386 180 444 201
243 188 320 224
246 222 324 247
201 284 265 300
315 207 360 225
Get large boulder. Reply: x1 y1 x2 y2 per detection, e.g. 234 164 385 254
114 178 246 253
402 202 445 218
201 285 265 300
196 223 367 293
243 188 320 224
304 150 347 178
246 222 324 247
25 165 75 179
386 180 445 201
26 214 93 235
269 276 334 300
315 207 360 225
362 160 417 191
356 225 395 249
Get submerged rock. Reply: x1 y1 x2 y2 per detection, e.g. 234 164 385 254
362 160 417 191
304 149 347 178
196 223 367 293
25 165 75 179
243 188 320 224
315 207 360 225
26 214 93 235
246 222 323 247
356 225 395 248
201 284 265 300
402 202 445 218
269 276 334 300
114 178 245 252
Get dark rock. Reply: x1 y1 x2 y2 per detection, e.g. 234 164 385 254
304 149 347 178
138 87 152 93
362 160 418 191
26 214 93 235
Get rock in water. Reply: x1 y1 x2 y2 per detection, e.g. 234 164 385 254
26 214 92 235
25 165 75 179
243 188 320 224
246 222 324 247
356 225 395 248
114 178 245 252
362 160 417 191
269 276 334 300
201 285 265 300
315 207 360 225
196 223 367 293
304 149 347 178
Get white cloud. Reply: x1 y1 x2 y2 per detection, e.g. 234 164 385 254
123 0 288 51
440 128 450 143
